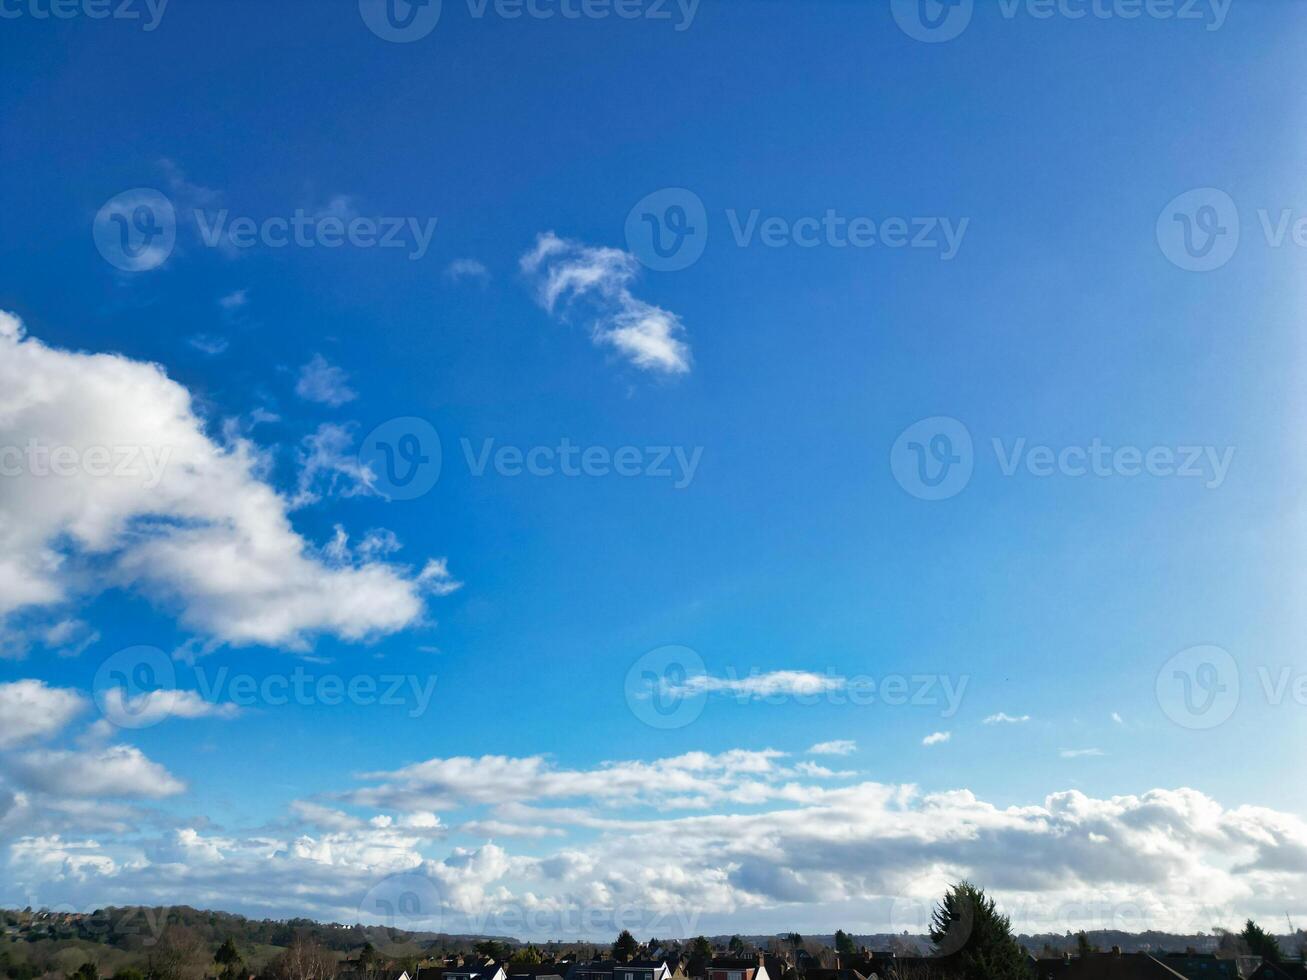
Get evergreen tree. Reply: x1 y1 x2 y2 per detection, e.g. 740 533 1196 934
690 938 712 959
1241 920 1283 964
613 931 639 963
928 881 1028 980
834 932 856 957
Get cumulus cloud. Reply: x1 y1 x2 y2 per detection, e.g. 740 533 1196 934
807 740 857 756
9 750 1307 938
97 689 241 728
6 745 184 799
520 232 691 375
922 731 951 746
347 748 813 813
0 312 451 649
295 354 357 406
0 680 86 748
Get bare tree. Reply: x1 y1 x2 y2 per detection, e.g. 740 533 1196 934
148 927 207 980
270 936 338 980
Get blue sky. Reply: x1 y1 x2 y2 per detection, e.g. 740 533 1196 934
0 0 1306 941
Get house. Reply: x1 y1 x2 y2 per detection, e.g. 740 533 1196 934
804 969 870 980
570 961 619 980
446 964 507 980
1157 953 1242 980
1033 951 1190 980
1249 964 1307 980
615 961 673 980
708 955 771 980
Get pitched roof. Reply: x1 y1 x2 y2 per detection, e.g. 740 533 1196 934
1033 953 1190 980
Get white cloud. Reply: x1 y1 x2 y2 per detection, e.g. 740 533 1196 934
658 670 844 700
1112 712 1125 725
9 753 1307 938
348 748 813 812
922 731 951 746
984 712 1031 725
0 312 451 649
292 423 377 507
0 680 86 748
445 258 490 284
520 232 691 375
807 740 857 756
295 354 357 407
1061 748 1105 758
97 688 240 728
219 289 248 310
7 745 185 798
41 618 100 658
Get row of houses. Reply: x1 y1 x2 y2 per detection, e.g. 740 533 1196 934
359 948 1307 980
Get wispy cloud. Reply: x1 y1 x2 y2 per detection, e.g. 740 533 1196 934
983 712 1031 724
189 334 229 356
295 354 357 407
218 289 248 310
807 739 857 756
655 670 844 700
520 232 691 375
1060 748 1105 758
922 731 951 746
445 258 490 285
